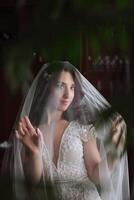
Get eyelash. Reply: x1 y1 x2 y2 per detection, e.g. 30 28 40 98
56 83 64 89
71 86 75 90
56 83 75 90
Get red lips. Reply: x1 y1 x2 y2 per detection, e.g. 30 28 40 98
60 100 70 104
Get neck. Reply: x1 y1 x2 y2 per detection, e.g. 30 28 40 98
47 108 63 125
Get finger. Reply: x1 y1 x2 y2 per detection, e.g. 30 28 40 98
111 121 117 134
21 118 32 136
18 122 25 135
116 130 126 154
37 128 44 141
23 116 36 136
111 115 124 133
18 122 26 136
111 112 121 122
115 128 123 146
15 130 23 140
114 115 123 126
21 118 28 130
16 119 22 131
113 122 126 147
117 117 123 126
36 128 42 136
36 128 44 148
33 127 38 136
21 117 28 130
24 116 35 132
115 119 126 134
111 112 119 121
122 121 127 132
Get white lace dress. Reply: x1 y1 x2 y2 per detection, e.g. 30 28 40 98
43 120 102 200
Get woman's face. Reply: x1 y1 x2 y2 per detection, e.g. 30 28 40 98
49 70 75 112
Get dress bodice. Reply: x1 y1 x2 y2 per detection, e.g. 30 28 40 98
42 120 101 200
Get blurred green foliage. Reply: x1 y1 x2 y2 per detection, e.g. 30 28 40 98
1 0 134 88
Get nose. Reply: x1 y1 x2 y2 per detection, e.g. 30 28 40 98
63 87 69 98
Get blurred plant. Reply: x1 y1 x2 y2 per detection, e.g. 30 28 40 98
1 0 133 89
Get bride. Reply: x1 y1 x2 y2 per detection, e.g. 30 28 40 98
2 61 130 200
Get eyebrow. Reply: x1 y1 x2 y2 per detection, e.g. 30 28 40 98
57 81 75 87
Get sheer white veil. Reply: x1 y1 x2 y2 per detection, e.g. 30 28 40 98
1 61 130 200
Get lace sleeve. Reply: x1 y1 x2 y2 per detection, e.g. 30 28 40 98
79 124 97 142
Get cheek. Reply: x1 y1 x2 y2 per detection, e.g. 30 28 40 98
70 91 75 101
52 90 63 101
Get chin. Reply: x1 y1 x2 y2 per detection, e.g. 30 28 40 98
58 104 70 112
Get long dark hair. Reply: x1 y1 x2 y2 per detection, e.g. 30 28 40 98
29 61 80 126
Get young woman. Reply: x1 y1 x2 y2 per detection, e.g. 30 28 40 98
2 61 130 200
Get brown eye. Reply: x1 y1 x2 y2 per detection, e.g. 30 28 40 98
56 83 64 90
71 86 75 90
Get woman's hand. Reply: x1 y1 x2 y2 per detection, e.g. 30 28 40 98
111 113 126 156
15 116 44 155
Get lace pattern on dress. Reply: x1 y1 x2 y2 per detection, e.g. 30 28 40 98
79 124 97 142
